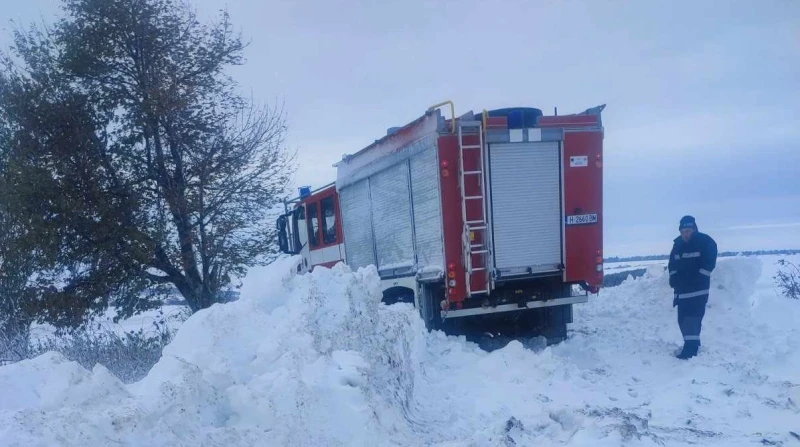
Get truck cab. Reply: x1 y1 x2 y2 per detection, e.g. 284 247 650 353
277 183 345 274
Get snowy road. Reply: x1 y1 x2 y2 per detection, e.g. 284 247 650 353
1 255 798 446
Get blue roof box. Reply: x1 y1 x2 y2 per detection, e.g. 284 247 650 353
485 107 543 129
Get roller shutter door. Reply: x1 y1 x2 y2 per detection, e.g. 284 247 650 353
489 142 562 275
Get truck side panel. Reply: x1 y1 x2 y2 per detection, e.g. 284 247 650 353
370 162 415 273
339 179 375 269
337 133 445 279
563 130 604 287
410 146 445 278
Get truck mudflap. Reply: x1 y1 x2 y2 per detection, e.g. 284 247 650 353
440 293 589 319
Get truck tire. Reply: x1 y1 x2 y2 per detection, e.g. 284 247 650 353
417 283 444 331
382 286 415 305
541 304 570 345
541 283 575 344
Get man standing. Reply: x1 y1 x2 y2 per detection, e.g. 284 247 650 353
668 215 718 359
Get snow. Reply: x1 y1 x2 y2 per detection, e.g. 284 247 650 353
1 255 799 446
605 259 670 272
0 352 128 412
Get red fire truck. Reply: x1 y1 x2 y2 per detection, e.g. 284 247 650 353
278 101 605 342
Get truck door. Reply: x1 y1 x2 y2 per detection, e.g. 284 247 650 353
488 141 563 277
276 204 310 272
294 204 310 273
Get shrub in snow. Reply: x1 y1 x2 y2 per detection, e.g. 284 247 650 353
0 327 30 366
30 327 175 383
0 273 34 364
774 259 799 300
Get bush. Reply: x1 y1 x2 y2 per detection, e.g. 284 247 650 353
0 326 31 366
774 259 800 300
29 327 176 383
3 306 190 382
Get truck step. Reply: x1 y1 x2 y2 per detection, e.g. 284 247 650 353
460 144 481 150
471 250 488 255
464 195 484 200
467 225 487 231
466 220 485 225
470 267 486 272
463 170 483 175
470 289 489 295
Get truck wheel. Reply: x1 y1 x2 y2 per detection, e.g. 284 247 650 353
541 284 575 344
382 286 415 305
418 283 444 331
541 305 570 345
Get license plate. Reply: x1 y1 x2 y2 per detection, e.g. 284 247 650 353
566 214 598 225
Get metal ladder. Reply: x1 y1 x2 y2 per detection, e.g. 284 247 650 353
457 119 490 296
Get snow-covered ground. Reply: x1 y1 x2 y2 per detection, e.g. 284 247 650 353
1 255 798 446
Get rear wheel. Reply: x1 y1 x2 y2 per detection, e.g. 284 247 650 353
538 283 575 344
382 286 415 305
538 305 570 344
417 283 445 331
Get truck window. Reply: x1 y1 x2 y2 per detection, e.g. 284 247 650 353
321 196 337 244
307 202 319 248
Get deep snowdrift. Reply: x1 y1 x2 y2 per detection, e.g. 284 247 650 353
1 256 798 446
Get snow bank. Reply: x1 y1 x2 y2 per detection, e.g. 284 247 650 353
1 255 798 446
0 352 128 412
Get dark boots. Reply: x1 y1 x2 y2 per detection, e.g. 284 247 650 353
676 340 700 359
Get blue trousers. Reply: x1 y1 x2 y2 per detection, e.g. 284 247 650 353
677 296 708 343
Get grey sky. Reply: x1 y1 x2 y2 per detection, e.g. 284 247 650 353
3 0 799 256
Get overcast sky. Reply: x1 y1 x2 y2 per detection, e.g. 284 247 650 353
3 0 799 256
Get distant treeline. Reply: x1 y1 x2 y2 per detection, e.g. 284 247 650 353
605 249 800 264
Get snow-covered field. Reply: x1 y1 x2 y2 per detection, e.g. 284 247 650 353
1 255 798 446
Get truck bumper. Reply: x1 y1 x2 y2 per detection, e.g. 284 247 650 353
441 294 588 319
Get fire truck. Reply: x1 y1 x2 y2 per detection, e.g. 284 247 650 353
277 101 605 342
